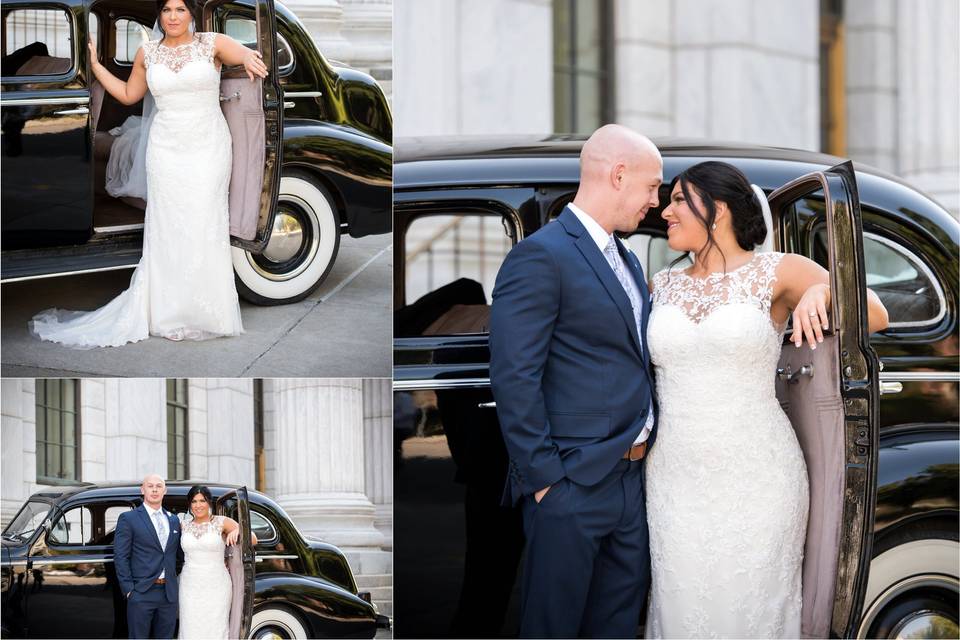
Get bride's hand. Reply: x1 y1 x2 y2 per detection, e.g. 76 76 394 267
224 528 240 546
242 50 268 82
791 283 830 349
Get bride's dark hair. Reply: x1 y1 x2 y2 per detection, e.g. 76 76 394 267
668 160 766 272
155 0 199 35
186 485 213 516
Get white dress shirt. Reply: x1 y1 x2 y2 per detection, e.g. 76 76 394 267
144 503 167 579
568 202 654 445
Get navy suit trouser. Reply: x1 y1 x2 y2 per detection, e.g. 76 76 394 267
519 458 649 639
127 583 177 639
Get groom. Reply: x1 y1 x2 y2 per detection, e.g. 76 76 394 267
490 124 662 637
114 474 183 639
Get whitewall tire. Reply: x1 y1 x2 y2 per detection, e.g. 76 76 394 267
233 173 340 305
250 606 309 639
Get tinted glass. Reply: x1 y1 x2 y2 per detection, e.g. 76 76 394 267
114 18 150 63
3 8 73 76
49 506 93 545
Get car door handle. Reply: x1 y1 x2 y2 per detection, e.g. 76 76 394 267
478 401 497 409
54 107 89 116
283 101 295 109
880 381 903 395
777 364 814 384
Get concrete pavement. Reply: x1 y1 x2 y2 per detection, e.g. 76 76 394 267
1 234 392 378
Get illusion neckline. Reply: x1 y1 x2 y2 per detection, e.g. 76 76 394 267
678 252 760 282
158 33 198 50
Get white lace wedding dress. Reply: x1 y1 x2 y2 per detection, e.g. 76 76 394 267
644 252 809 638
179 514 232 639
29 32 243 348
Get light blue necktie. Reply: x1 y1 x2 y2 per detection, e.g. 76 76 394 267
603 237 644 339
153 510 168 549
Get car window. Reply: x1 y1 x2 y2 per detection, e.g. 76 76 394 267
811 228 945 328
2 501 50 543
114 18 150 64
399 213 518 336
250 510 277 543
49 506 93 545
222 16 293 75
104 505 133 539
2 8 73 77
624 233 691 278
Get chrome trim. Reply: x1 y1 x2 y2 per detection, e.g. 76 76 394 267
879 372 960 382
54 107 89 116
394 378 491 392
283 91 323 98
93 223 144 234
0 96 90 106
255 554 298 562
1 263 136 284
864 233 948 329
28 557 114 566
857 574 960 640
478 401 497 409
2 560 29 567
879 381 903 395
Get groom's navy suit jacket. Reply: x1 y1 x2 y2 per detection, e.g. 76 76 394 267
114 504 182 603
490 207 658 506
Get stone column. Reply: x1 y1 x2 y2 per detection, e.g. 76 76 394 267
845 0 897 172
339 0 392 99
394 0 552 136
104 379 167 482
895 0 959 215
79 379 107 482
283 0 351 62
614 0 672 136
670 0 819 149
203 379 256 486
272 379 386 573
362 378 392 549
1 379 35 527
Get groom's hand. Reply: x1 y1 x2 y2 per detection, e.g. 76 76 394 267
534 485 551 503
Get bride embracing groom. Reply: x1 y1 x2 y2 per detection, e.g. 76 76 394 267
114 475 257 639
489 125 889 638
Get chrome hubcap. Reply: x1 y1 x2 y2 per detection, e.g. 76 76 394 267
893 612 958 639
263 212 305 263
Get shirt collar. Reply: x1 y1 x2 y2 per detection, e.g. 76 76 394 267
144 503 164 517
567 202 614 253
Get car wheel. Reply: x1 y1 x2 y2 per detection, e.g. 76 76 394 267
857 526 960 639
233 172 341 306
250 606 308 639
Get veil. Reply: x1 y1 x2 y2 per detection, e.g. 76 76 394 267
104 19 194 200
751 183 774 253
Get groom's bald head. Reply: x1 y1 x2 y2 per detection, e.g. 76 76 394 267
573 125 663 234
140 474 167 508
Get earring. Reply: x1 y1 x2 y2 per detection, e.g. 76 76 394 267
711 223 717 230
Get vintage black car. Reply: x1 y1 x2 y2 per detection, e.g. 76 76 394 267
392 136 959 639
1 0 391 305
0 482 389 638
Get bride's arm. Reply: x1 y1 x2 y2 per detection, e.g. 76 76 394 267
211 34 268 81
221 516 259 546
774 253 889 348
88 39 148 106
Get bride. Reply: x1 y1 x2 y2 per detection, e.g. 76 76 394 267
644 161 888 638
28 0 268 348
179 485 257 639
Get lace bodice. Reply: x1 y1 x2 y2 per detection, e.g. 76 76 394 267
651 252 784 328
143 32 217 73
648 252 787 416
179 514 227 566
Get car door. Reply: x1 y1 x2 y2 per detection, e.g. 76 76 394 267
767 161 881 638
215 0 282 253
393 192 530 638
0 0 93 250
216 487 254 639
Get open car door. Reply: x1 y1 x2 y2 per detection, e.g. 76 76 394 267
768 161 881 638
217 486 255 639
217 0 282 253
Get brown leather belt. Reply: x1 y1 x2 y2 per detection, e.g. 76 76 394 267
153 578 166 585
623 442 647 461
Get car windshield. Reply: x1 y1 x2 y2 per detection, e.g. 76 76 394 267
2 500 51 543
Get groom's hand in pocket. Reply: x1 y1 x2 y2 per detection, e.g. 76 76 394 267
534 485 551 503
